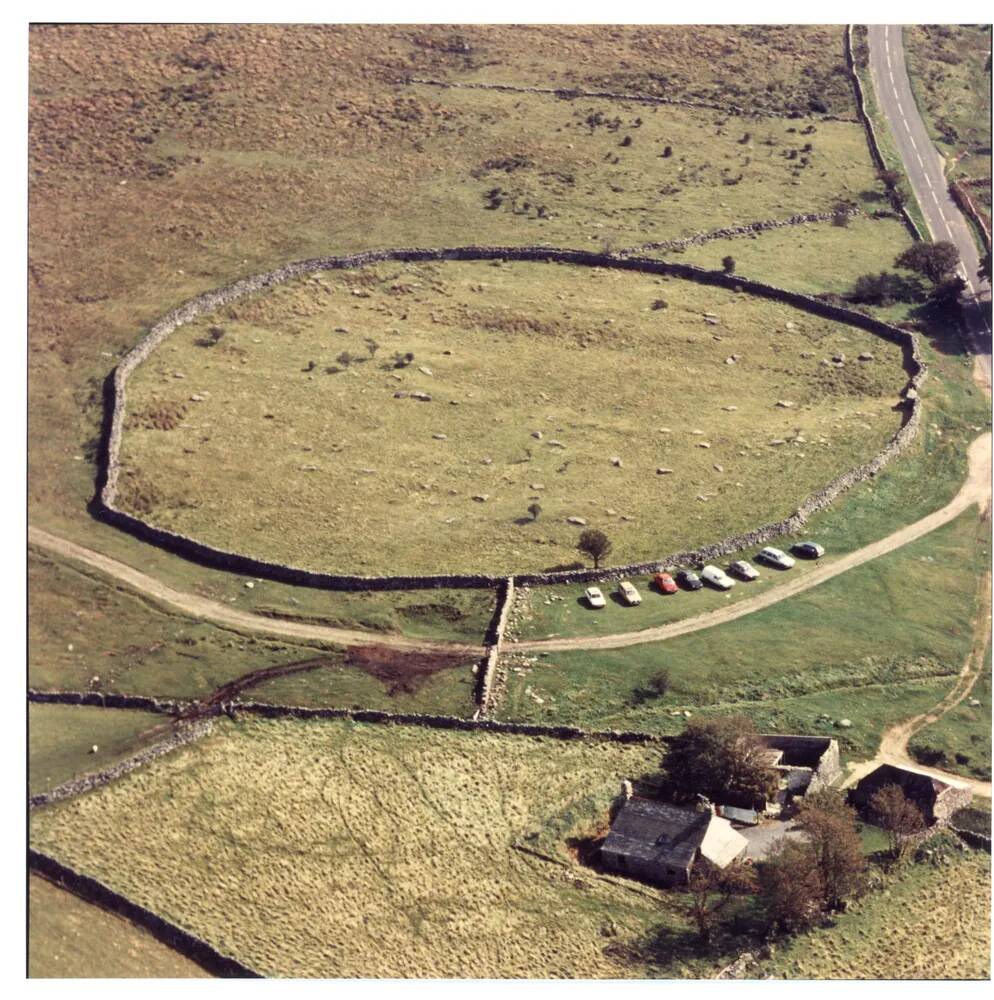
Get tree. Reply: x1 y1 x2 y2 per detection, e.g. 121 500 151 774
979 251 991 283
336 350 354 368
760 839 825 935
577 529 612 568
832 200 853 227
662 144 673 158
869 784 926 861
877 168 902 191
364 337 380 358
527 502 542 521
661 715 779 808
687 859 757 946
795 790 867 911
722 255 736 274
895 241 961 285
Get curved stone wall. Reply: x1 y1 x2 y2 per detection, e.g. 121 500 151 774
96 244 926 590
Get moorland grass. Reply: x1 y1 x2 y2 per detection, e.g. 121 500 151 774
498 510 989 760
904 25 992 198
117 259 907 576
29 874 210 978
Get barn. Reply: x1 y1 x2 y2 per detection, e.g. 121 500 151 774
850 763 972 825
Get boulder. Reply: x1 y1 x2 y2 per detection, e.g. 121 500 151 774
656 467 674 475
566 516 587 526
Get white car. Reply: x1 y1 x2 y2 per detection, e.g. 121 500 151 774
701 565 736 590
757 546 795 570
729 559 760 581
617 581 642 606
584 586 606 609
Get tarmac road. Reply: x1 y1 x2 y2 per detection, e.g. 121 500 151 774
867 25 992 390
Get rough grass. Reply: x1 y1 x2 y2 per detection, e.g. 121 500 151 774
904 25 992 194
498 510 989 761
29 874 210 978
29 717 685 978
759 847 990 980
28 550 481 714
28 703 166 796
117 259 906 575
909 646 992 781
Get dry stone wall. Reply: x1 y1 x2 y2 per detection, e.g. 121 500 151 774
29 718 214 809
844 24 925 242
475 576 515 714
29 850 262 978
96 244 926 590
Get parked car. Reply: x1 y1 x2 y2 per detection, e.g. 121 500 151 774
653 572 679 594
757 546 795 570
729 559 759 581
792 541 826 559
584 586 606 609
617 581 642 606
701 565 736 590
676 570 704 591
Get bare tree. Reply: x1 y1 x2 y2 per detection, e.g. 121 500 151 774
869 784 926 861
760 839 825 935
687 859 757 946
795 790 866 910
527 502 542 522
364 337 380 359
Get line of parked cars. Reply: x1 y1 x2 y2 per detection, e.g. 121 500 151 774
583 542 825 609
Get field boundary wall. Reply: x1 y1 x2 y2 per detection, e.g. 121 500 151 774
94 244 927 590
29 850 262 978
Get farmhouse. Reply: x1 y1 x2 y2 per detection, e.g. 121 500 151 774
850 763 972 825
600 796 748 886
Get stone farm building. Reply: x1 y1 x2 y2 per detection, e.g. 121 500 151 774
850 763 972 825
715 734 842 823
600 797 748 886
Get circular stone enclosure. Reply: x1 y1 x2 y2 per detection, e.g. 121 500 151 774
115 256 908 576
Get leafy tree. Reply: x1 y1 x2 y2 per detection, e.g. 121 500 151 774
895 241 961 285
877 168 902 190
661 715 779 808
832 201 853 227
577 529 612 568
760 840 825 935
722 255 736 274
795 790 867 911
662 145 673 158
687 859 757 945
336 350 354 368
849 271 922 306
527 502 542 521
979 251 991 283
869 784 926 861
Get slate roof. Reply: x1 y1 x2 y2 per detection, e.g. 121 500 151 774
603 797 746 871
852 763 966 817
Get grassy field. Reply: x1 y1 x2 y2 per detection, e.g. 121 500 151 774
28 24 903 580
498 511 988 761
759 843 990 979
29 874 210 978
905 25 992 205
117 259 906 575
28 703 167 796
909 644 992 781
402 25 859 118
29 717 686 978
28 549 481 715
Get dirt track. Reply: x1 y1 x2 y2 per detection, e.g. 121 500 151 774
26 527 482 656
843 569 992 798
29 433 990 656
516 432 991 652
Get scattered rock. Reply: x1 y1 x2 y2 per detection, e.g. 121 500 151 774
722 405 738 411
567 516 587 526
858 352 874 361
418 366 433 376
656 467 673 475
776 400 796 408
836 718 853 729
531 430 543 439
300 464 319 471
610 456 623 467
411 391 432 402
89 745 99 754
832 353 846 363
605 508 618 516
548 439 566 448
785 321 797 331
968 698 981 707
530 483 545 490
769 439 786 446
244 581 255 589
432 433 448 440
190 393 206 402
697 442 711 449
800 350 815 358
704 316 720 326
713 464 724 472
393 391 409 399
725 355 740 364
481 457 493 465
472 494 490 503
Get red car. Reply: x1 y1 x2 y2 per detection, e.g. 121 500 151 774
653 572 679 595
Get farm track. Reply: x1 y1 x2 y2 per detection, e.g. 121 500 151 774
28 432 990 656
26 526 482 656
516 432 992 652
843 568 993 798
